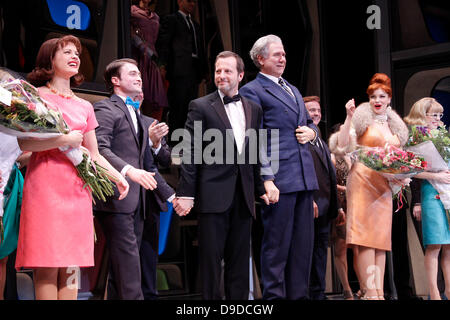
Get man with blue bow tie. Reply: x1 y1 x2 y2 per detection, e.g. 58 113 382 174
240 35 319 300
93 58 174 300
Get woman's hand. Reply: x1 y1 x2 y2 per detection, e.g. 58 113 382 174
433 170 450 184
412 204 421 221
345 99 356 118
116 176 130 200
336 209 346 226
64 130 83 148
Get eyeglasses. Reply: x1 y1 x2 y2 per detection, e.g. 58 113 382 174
426 113 444 119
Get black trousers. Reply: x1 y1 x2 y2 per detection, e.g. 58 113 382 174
309 214 331 300
198 181 252 300
140 208 160 300
96 206 144 300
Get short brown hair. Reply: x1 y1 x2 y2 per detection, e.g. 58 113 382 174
303 96 320 104
27 35 84 87
103 58 138 92
215 51 245 74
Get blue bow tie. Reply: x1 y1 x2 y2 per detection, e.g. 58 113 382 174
125 96 140 110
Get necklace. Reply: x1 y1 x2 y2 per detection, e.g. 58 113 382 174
374 113 388 124
46 82 75 99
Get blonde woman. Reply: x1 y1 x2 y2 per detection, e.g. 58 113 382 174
404 97 450 300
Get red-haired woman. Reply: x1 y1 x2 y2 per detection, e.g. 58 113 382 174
15 35 129 300
337 73 410 299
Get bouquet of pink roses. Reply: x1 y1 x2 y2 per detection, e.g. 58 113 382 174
0 69 115 203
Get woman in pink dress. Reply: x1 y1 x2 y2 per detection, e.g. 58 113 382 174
15 35 129 300
130 0 168 121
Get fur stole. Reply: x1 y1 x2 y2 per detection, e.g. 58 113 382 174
351 102 409 146
328 129 357 155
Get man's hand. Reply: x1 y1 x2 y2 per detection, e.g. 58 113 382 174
262 180 279 204
296 126 316 144
126 167 157 190
148 120 169 148
173 198 194 216
313 201 319 218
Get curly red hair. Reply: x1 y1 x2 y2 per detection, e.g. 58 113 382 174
366 73 392 97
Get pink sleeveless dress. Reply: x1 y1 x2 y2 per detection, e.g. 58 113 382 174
16 91 98 269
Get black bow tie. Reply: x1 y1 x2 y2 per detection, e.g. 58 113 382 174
223 94 241 105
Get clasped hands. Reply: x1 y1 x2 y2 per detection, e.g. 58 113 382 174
172 181 280 217
295 126 316 144
173 198 194 217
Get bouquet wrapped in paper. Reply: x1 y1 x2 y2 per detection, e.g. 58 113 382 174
0 69 116 204
351 144 427 210
405 125 450 227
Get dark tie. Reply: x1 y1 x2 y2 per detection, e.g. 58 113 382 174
186 15 198 56
278 78 295 99
223 94 241 105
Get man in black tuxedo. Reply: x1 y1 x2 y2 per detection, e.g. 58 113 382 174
174 51 277 300
304 96 338 300
94 58 173 300
156 0 207 143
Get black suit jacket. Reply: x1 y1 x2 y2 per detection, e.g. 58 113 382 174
156 11 207 82
176 91 266 217
309 137 338 221
141 116 174 213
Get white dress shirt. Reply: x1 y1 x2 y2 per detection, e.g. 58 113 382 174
218 90 246 154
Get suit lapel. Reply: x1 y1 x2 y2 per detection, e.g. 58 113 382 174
175 11 191 34
211 92 232 130
111 94 140 147
313 140 328 171
257 74 299 115
241 97 252 147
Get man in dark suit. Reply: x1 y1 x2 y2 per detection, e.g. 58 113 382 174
156 0 208 143
240 35 319 300
174 51 277 300
139 114 175 300
94 58 172 300
304 96 338 300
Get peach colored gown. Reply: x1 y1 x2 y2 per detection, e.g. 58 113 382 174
15 91 98 269
346 125 396 251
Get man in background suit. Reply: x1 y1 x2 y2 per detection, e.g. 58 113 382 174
139 113 175 300
174 51 277 299
94 58 171 299
304 96 338 300
240 35 319 300
157 0 208 143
